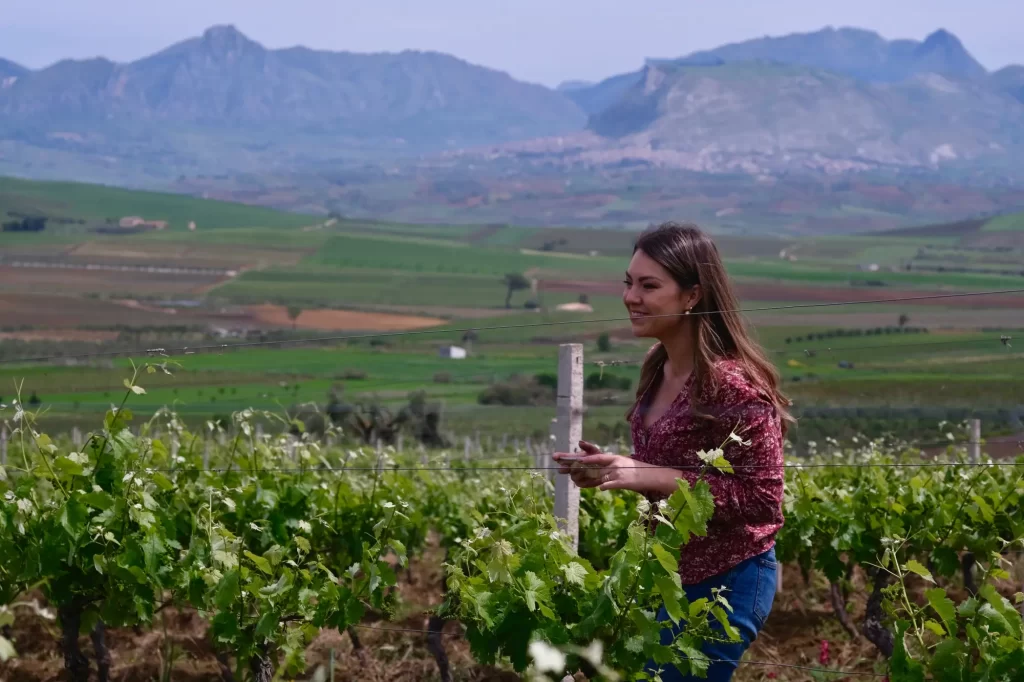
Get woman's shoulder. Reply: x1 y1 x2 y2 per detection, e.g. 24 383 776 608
701 357 769 409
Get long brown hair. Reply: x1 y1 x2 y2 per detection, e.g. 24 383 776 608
625 222 794 435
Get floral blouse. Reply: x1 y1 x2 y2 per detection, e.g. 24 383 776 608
629 356 785 585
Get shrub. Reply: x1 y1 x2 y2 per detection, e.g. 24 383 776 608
597 333 612 352
584 372 632 391
337 370 368 380
433 372 453 384
535 372 558 389
477 377 554 406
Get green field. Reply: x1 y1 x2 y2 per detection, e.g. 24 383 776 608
2 175 1023 441
983 210 1024 232
0 176 312 232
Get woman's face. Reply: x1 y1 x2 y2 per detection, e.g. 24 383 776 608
623 249 694 339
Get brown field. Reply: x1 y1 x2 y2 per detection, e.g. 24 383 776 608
246 304 445 331
66 241 309 268
0 329 119 342
0 265 225 296
0 294 447 333
0 294 186 329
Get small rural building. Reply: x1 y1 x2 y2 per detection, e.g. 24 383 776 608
438 345 467 359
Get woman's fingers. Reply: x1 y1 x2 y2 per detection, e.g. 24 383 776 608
578 440 602 454
579 453 618 466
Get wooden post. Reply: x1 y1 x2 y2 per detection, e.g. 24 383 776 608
969 418 981 463
255 423 264 441
464 436 471 464
376 439 384 472
554 344 583 550
776 566 783 595
501 433 508 450
203 437 211 470
0 424 7 468
397 433 404 453
71 427 82 448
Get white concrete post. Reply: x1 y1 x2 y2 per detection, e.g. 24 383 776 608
969 419 981 463
554 343 583 551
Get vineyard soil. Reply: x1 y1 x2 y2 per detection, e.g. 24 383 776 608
10 547 1011 681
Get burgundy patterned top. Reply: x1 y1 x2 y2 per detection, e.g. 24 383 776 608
629 355 784 585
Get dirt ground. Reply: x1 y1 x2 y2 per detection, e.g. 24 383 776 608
0 294 445 335
0 330 118 343
1 531 940 682
0 266 223 297
245 304 445 331
6 542 1021 682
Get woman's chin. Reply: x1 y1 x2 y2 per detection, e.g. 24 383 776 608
629 319 654 337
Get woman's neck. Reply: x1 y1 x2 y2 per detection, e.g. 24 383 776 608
659 326 696 380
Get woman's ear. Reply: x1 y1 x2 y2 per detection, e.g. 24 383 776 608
686 284 703 312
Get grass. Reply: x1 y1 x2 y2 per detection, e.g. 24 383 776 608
726 260 1024 290
2 174 1022 438
303 233 622 276
983 211 1024 232
0 176 312 232
7 326 1019 435
212 268 514 309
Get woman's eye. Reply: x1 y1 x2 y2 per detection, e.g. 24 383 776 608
622 280 631 286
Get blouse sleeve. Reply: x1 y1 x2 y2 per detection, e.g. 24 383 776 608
673 397 784 525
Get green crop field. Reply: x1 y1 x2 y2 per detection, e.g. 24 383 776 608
983 210 1024 232
0 176 312 233
303 233 623 276
1 175 1022 440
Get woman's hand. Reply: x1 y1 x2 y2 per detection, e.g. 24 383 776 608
552 440 654 492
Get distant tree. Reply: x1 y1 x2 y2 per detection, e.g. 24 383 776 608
28 391 41 407
503 273 530 309
597 333 612 353
286 305 303 329
2 216 46 232
578 293 590 304
898 313 910 327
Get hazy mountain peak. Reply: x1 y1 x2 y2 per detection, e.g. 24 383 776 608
0 58 28 79
195 24 265 61
909 28 987 80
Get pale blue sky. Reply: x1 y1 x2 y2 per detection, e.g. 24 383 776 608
2 0 1021 86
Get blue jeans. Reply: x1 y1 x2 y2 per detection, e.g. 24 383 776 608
645 547 777 682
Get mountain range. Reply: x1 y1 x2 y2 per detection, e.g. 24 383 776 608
2 24 1024 194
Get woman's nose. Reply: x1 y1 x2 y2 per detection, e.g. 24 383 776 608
623 285 641 305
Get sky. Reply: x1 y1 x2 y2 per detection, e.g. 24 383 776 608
2 0 1022 87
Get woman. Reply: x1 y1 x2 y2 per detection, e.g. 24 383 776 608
553 222 791 682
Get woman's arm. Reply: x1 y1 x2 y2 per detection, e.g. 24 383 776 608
554 399 784 522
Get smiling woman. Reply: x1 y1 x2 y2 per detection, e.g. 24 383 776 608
554 222 793 682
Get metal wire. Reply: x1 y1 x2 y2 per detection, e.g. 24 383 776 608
86 459 1024 476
